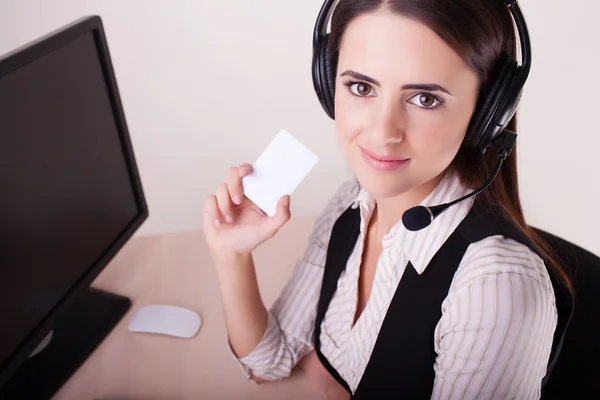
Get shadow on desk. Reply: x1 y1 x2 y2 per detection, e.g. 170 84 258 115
52 219 327 400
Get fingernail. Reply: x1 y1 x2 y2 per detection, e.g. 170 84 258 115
283 195 290 207
214 219 221 228
232 195 242 205
225 215 233 223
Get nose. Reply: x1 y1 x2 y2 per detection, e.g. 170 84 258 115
371 98 404 145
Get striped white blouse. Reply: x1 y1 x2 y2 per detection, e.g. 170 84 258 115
229 168 557 399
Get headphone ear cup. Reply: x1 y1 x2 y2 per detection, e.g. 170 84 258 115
324 38 336 108
315 34 335 119
464 57 518 150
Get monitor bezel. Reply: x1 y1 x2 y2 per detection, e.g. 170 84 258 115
0 15 148 388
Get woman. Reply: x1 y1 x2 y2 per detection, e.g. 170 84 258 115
202 0 573 398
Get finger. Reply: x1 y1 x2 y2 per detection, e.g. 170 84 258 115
238 163 253 177
215 183 234 223
202 195 221 232
258 195 291 240
227 167 244 206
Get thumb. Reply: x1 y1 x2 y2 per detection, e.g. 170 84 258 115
258 195 291 240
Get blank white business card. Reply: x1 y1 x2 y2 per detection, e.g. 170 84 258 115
242 129 319 216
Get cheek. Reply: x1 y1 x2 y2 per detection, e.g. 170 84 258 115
334 94 363 144
407 111 467 160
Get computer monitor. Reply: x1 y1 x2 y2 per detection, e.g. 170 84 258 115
0 15 148 399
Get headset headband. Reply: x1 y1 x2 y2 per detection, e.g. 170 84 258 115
314 0 530 67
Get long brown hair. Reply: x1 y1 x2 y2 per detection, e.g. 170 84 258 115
328 0 574 294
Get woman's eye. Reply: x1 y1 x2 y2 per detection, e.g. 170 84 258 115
350 82 374 97
408 93 442 109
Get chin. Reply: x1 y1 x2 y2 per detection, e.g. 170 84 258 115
353 167 416 199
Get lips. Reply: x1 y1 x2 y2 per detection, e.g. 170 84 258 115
360 147 408 172
360 147 406 162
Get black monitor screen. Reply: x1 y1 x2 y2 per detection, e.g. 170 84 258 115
0 30 141 369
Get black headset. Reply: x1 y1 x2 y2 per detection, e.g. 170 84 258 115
311 0 531 154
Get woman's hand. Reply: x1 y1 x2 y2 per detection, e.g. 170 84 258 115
203 163 291 258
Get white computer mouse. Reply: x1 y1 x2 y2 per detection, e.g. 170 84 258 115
128 304 201 339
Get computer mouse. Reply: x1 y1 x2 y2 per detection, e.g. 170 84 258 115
127 304 201 339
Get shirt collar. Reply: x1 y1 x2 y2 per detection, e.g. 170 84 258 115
351 168 474 275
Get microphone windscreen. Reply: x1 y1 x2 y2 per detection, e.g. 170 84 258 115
402 205 432 231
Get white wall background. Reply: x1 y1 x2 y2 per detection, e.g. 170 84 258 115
0 0 598 255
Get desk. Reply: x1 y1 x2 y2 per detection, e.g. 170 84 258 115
52 219 327 400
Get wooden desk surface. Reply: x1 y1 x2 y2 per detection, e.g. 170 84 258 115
52 219 327 400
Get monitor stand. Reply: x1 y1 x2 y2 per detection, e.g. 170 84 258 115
0 287 131 400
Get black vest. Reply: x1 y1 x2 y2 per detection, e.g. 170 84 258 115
313 202 572 399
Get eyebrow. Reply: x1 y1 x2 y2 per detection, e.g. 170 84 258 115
340 70 381 86
340 70 453 96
